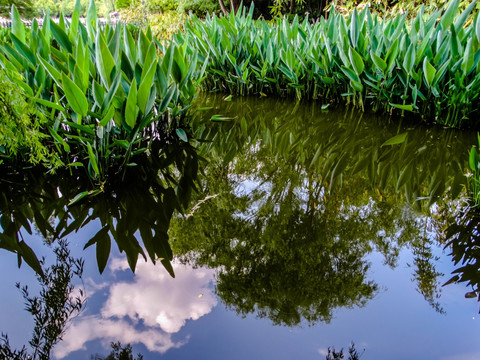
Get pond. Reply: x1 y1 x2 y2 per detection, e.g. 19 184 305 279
1 94 480 359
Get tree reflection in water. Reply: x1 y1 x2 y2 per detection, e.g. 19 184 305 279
170 95 474 324
0 94 477 335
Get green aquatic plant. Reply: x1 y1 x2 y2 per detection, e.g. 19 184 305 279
0 1 203 275
177 0 480 128
0 0 202 184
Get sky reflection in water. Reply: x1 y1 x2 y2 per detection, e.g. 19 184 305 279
56 259 216 358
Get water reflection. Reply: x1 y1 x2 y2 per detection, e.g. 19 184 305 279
192 95 473 210
0 135 199 276
55 259 216 358
444 203 480 303
1 94 479 357
169 95 476 324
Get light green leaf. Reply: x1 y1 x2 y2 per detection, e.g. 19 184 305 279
440 0 460 30
402 43 416 75
137 60 157 114
68 191 89 206
390 103 413 111
125 78 138 128
423 58 436 88
62 73 88 117
211 114 234 122
349 46 364 75
34 97 65 112
38 56 62 88
96 31 115 88
370 51 387 72
11 5 25 43
341 65 360 83
461 37 474 75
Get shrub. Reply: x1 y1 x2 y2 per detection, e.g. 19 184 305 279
0 69 59 167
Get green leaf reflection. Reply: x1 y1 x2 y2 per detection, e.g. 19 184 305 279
171 95 471 324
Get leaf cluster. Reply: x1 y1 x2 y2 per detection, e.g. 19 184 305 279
0 1 201 184
178 0 480 128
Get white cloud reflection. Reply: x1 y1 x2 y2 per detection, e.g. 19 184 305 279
54 258 217 358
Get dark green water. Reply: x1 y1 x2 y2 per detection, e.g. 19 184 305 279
170 94 478 320
1 94 479 359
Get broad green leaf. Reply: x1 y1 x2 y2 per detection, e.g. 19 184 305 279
440 0 460 31
38 56 62 88
11 5 25 43
137 59 157 114
86 0 96 28
96 31 115 88
350 80 363 92
402 43 416 75
423 58 436 88
93 80 105 107
70 0 81 37
349 46 364 75
50 19 73 53
469 146 479 171
125 78 138 128
381 132 408 146
62 73 88 117
341 66 360 83
454 0 476 31
476 11 480 42
10 34 36 66
370 50 387 72
123 26 137 66
390 103 413 111
385 38 399 72
461 37 474 75
99 104 115 126
349 9 359 47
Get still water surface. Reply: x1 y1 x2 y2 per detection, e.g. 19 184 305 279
1 95 480 359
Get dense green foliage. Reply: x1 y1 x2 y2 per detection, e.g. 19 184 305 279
0 69 60 168
0 1 200 184
0 2 201 275
176 0 480 128
0 0 36 18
